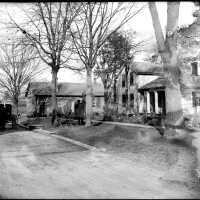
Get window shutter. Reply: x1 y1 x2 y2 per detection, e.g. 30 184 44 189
122 94 127 106
130 72 134 86
122 74 125 87
130 93 134 101
198 61 200 75
130 93 134 108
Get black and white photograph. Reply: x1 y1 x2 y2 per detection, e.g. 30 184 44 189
0 1 200 198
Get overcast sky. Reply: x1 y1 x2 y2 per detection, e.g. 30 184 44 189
0 2 197 83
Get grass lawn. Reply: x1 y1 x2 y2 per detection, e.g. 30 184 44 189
45 123 199 196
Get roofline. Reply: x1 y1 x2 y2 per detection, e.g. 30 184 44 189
135 72 164 76
34 94 104 97
138 86 165 91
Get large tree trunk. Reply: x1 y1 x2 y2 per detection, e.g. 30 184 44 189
51 68 58 126
12 97 19 127
103 85 111 119
133 72 139 114
113 76 117 104
13 98 19 117
85 69 93 126
149 2 183 126
162 45 183 125
125 65 130 112
164 2 183 125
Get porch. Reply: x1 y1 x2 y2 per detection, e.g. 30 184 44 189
138 90 166 116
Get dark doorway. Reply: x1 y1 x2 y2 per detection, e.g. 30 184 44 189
149 91 155 113
157 90 166 115
39 102 46 117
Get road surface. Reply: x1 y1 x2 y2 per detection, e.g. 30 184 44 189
0 130 198 198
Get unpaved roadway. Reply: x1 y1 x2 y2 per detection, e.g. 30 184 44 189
0 130 199 198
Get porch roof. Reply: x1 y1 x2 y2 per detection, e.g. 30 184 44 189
138 77 166 90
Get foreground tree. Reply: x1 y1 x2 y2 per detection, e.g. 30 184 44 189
0 38 41 122
148 2 183 126
8 2 82 125
71 2 145 126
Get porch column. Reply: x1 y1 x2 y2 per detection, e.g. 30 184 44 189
154 91 159 114
138 93 144 113
146 91 150 113
71 101 75 113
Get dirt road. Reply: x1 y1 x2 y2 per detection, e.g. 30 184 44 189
0 130 199 198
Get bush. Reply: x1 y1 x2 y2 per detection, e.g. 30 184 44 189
103 106 119 121
185 114 200 128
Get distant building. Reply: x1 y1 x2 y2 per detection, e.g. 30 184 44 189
25 81 104 117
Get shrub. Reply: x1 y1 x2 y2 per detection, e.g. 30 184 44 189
186 113 200 128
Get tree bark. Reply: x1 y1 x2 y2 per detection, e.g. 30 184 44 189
149 2 183 126
51 68 58 125
85 69 93 126
113 75 117 104
103 85 110 118
13 98 19 117
12 97 19 127
125 65 130 112
133 72 138 114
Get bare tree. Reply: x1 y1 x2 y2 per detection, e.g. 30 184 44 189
0 37 41 121
8 2 82 125
70 2 145 126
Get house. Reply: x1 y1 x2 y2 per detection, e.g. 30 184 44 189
1 94 27 115
117 61 163 113
136 13 200 117
137 60 200 116
117 10 200 118
137 58 200 117
117 57 200 118
25 81 104 117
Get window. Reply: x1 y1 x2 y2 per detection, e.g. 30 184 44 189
192 92 200 107
130 93 134 107
122 74 125 87
122 94 127 106
191 62 198 75
192 92 196 107
130 72 134 86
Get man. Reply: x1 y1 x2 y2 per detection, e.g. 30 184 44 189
0 104 6 130
77 99 85 125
